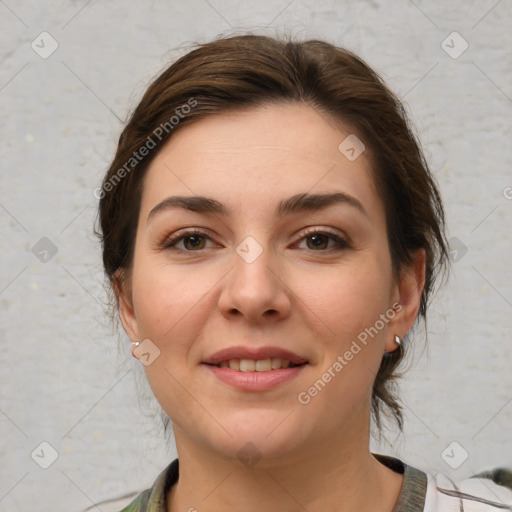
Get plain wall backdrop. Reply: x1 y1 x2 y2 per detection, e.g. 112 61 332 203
1 1 511 510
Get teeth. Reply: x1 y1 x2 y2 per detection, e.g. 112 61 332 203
255 359 271 371
271 358 282 369
216 358 299 371
240 359 256 372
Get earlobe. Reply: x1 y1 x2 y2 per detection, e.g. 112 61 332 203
113 269 140 344
130 341 141 360
385 334 403 355
385 249 426 352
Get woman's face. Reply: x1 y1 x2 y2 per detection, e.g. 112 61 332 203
117 102 423 464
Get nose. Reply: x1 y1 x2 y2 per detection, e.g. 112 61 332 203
217 236 292 324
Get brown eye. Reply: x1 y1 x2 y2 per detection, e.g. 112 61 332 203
306 233 330 250
296 230 350 251
162 230 213 251
161 228 350 253
181 234 207 250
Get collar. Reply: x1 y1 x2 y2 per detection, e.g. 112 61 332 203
123 453 427 512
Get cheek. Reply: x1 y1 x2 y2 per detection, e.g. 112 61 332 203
130 258 217 349
305 260 391 332
298 266 391 406
300 258 393 399
130 261 213 414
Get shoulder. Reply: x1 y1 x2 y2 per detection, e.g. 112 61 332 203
374 453 512 512
91 459 179 512
117 489 151 512
119 459 178 512
423 466 512 511
79 489 150 512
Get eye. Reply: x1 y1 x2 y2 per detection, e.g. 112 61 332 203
161 229 215 251
160 228 351 253
295 228 351 251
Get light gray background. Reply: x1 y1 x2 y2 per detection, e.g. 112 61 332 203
1 1 511 511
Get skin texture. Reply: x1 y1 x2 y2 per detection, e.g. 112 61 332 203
116 102 426 512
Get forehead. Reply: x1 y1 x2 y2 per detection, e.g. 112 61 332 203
140 103 382 221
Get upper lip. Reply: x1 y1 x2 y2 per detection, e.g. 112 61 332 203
202 346 309 365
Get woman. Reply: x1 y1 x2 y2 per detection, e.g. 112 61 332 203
96 34 512 511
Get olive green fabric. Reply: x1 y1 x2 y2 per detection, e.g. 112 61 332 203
119 453 426 512
119 453 512 511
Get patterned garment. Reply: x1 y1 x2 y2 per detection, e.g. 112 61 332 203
117 454 512 512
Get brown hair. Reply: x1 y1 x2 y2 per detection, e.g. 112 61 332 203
96 33 449 435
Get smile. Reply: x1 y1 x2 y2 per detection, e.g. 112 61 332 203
202 361 308 391
207 358 303 371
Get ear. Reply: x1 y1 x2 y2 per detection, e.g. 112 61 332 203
113 269 141 353
385 249 426 353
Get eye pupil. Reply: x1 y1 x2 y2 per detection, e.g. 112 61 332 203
185 235 204 250
308 234 328 249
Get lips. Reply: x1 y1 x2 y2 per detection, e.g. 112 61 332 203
201 346 309 391
202 346 309 366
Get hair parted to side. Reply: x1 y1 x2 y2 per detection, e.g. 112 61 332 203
95 33 450 436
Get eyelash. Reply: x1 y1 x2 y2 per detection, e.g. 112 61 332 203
161 228 351 253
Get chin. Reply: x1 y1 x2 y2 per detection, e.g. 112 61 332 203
207 410 309 466
214 435 304 469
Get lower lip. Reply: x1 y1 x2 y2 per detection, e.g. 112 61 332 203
202 364 307 391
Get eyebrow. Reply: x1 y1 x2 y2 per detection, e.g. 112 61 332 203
147 192 367 223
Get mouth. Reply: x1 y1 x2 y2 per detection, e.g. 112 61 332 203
202 345 309 368
204 358 308 372
201 346 310 390
202 359 309 391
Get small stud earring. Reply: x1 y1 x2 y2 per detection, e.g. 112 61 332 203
394 335 401 347
131 341 140 347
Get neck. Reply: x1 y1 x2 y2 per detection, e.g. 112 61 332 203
167 413 403 512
